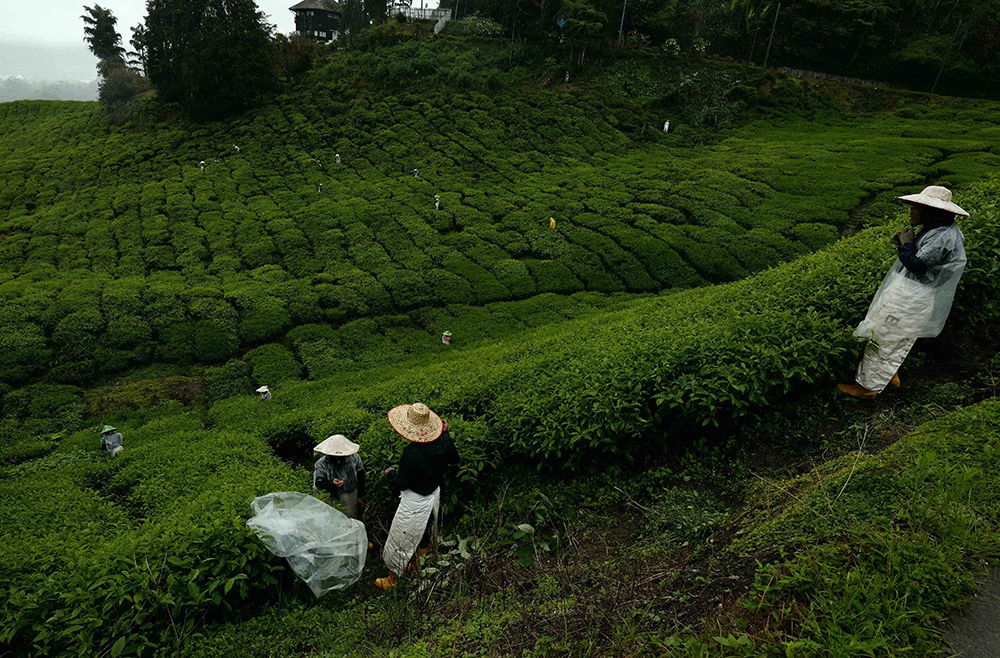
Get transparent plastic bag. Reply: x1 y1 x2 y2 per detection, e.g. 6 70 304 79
247 492 367 597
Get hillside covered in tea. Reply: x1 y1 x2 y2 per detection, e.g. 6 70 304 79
2 40 1000 658
3 42 1000 390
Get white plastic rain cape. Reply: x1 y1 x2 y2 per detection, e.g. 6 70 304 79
854 223 966 342
247 492 367 597
383 487 440 577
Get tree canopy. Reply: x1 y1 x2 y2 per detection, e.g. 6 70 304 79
143 0 278 119
81 4 125 65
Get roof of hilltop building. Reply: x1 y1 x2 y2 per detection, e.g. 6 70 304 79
289 0 341 10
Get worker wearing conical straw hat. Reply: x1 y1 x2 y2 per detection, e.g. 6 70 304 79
312 434 366 520
838 185 969 399
100 425 124 457
376 403 460 590
256 385 271 401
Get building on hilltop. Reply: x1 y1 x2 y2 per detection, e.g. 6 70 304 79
290 0 343 43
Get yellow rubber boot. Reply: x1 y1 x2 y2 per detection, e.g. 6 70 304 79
889 373 901 388
375 572 399 590
836 383 877 399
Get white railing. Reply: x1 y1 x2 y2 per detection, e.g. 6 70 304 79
398 6 452 21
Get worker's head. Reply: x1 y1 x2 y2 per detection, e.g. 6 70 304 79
896 185 968 226
908 203 955 227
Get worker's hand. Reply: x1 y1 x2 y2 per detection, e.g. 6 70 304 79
899 228 915 244
384 467 394 476
442 420 449 432
332 478 344 488
890 231 902 245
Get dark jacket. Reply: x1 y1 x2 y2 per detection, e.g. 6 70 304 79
388 430 460 497
897 220 956 276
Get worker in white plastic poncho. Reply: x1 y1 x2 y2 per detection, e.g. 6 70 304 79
376 403 459 590
838 185 969 399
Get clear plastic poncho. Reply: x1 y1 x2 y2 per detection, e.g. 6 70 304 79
854 223 967 342
247 492 367 597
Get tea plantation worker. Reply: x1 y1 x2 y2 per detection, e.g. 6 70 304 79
199 160 206 171
376 403 460 590
413 168 419 178
318 183 323 193
435 194 440 211
837 185 968 399
313 435 366 520
233 144 240 152
663 120 670 133
335 153 341 165
100 425 123 457
550 217 556 229
441 331 452 345
257 385 271 401
315 158 322 167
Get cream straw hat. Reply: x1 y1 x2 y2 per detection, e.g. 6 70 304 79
896 185 969 217
314 434 359 456
387 403 444 443
256 386 269 393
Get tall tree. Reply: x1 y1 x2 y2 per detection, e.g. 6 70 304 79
127 24 149 76
81 4 125 64
143 0 278 119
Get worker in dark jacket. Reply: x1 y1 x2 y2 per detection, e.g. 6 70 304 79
839 185 968 399
100 425 123 456
376 402 459 590
312 435 366 520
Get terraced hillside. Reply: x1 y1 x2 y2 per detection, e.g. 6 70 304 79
2 42 1000 390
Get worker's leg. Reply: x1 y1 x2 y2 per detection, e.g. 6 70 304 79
850 337 917 396
337 491 359 520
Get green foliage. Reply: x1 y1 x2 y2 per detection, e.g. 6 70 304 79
244 344 303 385
143 0 278 118
204 358 252 402
81 4 125 64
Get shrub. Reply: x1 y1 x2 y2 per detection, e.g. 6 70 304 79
194 321 240 363
244 344 304 385
204 358 253 402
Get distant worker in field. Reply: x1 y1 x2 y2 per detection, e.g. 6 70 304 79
663 120 670 133
199 160 206 171
435 194 440 211
335 153 341 165
565 71 570 83
550 217 556 229
318 183 323 193
313 435 366 520
413 168 419 178
315 158 322 167
257 385 271 401
100 425 123 457
838 185 968 399
376 403 460 590
233 144 240 152
441 331 452 345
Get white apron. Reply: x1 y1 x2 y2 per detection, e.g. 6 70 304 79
383 487 440 576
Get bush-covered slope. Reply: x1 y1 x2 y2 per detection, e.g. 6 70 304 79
2 41 1000 388
1 171 997 657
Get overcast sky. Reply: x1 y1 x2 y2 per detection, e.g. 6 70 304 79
0 0 304 80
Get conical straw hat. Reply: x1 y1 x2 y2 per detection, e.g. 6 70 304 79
100 425 117 434
256 386 269 393
896 185 969 217
387 403 443 443
314 434 359 456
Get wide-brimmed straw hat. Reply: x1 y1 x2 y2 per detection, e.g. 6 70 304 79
896 185 969 217
100 425 117 434
256 386 269 393
314 434 359 456
387 403 443 443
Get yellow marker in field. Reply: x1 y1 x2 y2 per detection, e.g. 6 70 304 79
550 217 556 229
